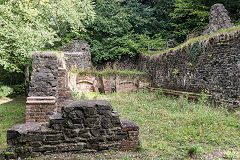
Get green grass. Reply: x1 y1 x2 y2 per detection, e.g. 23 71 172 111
77 92 240 159
0 98 25 150
1 93 240 159
144 25 240 56
71 69 147 77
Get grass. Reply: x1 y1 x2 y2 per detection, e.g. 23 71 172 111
71 69 147 77
144 25 240 56
74 92 240 159
0 97 25 151
1 92 240 159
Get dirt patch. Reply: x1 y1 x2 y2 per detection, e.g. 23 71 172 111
0 98 12 105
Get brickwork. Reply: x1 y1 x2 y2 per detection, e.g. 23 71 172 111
26 97 56 123
68 73 150 94
57 68 73 111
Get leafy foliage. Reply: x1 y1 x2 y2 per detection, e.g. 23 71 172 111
0 1 57 73
88 0 167 63
170 0 210 42
0 86 13 98
1 0 240 85
0 0 95 85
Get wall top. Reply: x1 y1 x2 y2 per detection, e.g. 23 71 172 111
62 40 90 53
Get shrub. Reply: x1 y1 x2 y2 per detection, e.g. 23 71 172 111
0 86 13 98
10 84 26 96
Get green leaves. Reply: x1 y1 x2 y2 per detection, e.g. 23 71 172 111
0 0 96 75
0 2 57 73
89 0 166 63
170 0 209 42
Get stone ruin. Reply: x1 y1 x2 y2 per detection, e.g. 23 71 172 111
1 40 142 159
5 100 139 159
202 3 234 35
62 40 92 70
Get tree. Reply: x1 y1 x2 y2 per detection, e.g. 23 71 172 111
0 0 95 85
170 0 209 42
88 0 166 63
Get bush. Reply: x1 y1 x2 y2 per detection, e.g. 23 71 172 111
0 86 13 98
10 84 26 97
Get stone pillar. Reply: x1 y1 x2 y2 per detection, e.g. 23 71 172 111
27 52 59 122
28 52 59 97
202 3 234 35
26 97 56 123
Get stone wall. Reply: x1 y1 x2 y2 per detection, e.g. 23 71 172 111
202 4 234 35
68 73 150 94
62 40 92 70
138 32 240 107
28 52 59 97
5 100 139 159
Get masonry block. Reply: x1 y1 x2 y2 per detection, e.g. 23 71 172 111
5 100 140 159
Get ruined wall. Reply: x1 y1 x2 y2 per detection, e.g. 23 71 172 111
27 52 73 122
28 52 59 97
62 40 92 70
6 100 139 159
138 32 240 107
202 4 234 35
68 73 150 94
97 55 139 71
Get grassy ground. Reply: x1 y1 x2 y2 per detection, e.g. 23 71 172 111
1 92 240 159
0 97 25 151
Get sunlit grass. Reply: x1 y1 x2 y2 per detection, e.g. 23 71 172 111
75 91 240 159
1 92 240 159
0 99 25 151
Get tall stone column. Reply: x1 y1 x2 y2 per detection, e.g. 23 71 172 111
27 52 59 122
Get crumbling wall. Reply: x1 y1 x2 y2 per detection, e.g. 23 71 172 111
68 73 150 94
28 52 59 97
138 33 240 107
27 52 73 122
62 40 92 70
5 100 139 159
202 4 234 35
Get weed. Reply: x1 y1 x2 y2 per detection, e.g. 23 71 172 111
173 69 179 75
154 88 163 98
137 141 145 152
71 69 147 77
79 93 88 100
187 145 204 157
223 150 239 160
199 89 209 105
